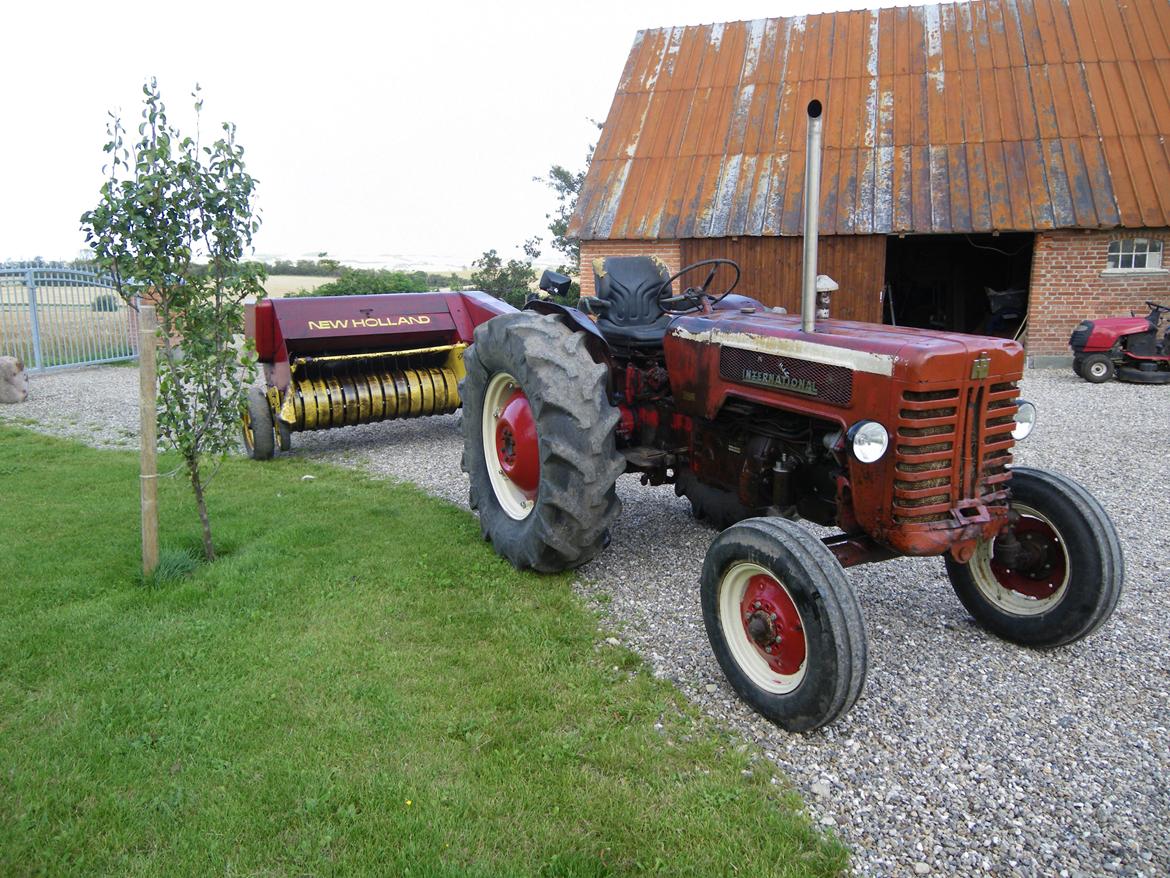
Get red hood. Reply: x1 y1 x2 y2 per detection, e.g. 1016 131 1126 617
1085 316 1150 334
1076 315 1152 351
671 311 1024 384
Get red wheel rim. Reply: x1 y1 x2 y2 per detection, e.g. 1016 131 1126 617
494 388 539 498
990 515 1066 599
740 573 806 676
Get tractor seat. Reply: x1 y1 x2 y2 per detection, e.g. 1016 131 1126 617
588 256 673 350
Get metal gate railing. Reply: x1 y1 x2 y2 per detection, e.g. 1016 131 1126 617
0 264 138 372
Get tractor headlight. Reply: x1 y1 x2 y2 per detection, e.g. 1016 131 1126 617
848 420 889 463
1012 400 1037 440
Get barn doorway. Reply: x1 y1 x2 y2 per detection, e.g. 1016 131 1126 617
883 233 1033 339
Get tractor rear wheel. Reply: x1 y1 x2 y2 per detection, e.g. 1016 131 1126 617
1081 353 1115 383
701 517 868 732
944 467 1123 647
460 312 624 572
243 387 276 460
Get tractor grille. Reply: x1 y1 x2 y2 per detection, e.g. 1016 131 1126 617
719 346 853 406
893 382 1018 524
980 382 1018 503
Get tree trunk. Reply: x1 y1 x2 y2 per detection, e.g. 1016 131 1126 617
187 455 216 561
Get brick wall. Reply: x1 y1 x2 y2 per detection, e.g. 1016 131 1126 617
578 240 682 297
1028 229 1170 356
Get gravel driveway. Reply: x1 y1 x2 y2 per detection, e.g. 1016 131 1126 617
4 365 1167 877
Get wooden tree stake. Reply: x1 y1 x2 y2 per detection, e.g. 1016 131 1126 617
139 305 159 576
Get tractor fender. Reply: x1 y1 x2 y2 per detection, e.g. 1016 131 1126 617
523 300 612 362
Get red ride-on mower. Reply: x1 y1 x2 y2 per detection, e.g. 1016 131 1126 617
1069 301 1170 384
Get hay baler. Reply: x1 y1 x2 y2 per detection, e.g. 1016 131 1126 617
242 292 514 458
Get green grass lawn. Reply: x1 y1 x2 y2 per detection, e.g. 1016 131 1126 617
0 426 846 877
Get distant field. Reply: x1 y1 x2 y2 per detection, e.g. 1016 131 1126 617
262 275 335 298
262 272 479 298
0 283 135 367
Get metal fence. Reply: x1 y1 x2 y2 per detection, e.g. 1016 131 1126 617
0 264 138 371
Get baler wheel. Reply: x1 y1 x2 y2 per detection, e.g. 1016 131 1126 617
944 467 1123 647
460 312 624 572
1081 353 1114 383
701 517 868 732
243 386 276 460
277 418 292 452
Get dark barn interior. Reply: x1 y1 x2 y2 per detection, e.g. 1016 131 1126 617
883 233 1033 338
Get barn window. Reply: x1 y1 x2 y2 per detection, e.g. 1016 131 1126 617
1106 238 1163 270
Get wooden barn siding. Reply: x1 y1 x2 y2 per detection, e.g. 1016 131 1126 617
680 235 886 322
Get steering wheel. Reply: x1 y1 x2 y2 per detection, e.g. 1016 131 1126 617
1145 301 1170 312
658 259 741 315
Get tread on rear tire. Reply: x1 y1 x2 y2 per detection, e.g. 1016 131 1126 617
460 312 624 572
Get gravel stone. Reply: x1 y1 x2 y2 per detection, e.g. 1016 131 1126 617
6 365 1168 877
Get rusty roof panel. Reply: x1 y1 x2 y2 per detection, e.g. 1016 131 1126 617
572 0 1170 239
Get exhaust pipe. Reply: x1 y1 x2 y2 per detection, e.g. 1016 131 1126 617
801 99 823 334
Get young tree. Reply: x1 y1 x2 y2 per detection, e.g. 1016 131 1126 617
470 238 541 307
539 163 587 269
81 79 266 561
535 121 601 274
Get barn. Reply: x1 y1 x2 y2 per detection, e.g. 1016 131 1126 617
571 0 1170 362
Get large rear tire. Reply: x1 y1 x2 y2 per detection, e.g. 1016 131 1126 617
944 467 1123 647
243 387 276 460
701 518 867 732
460 312 624 572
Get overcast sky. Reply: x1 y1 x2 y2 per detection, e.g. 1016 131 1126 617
3 0 932 269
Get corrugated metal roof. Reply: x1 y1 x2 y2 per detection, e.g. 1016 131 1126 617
573 0 1170 240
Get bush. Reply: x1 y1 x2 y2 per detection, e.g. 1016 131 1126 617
293 268 431 297
469 247 536 308
91 292 121 312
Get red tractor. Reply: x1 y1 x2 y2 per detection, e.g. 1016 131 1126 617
1069 300 1170 384
459 101 1122 731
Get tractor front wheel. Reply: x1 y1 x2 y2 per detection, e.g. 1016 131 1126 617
460 312 624 572
243 387 276 460
944 467 1123 647
701 518 868 732
1081 352 1115 383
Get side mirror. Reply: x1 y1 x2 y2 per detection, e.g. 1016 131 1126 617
539 270 572 297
